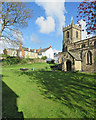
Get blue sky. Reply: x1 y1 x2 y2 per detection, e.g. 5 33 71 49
18 2 80 51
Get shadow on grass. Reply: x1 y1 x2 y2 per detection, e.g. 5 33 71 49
2 81 24 119
23 71 96 118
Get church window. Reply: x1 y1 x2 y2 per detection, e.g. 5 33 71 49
94 41 96 48
82 44 85 48
74 43 76 48
67 31 69 38
87 51 92 65
76 31 78 38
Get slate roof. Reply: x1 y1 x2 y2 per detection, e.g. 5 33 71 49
39 47 50 53
68 51 81 61
22 47 34 52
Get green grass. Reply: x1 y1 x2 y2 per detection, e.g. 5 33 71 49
2 63 96 118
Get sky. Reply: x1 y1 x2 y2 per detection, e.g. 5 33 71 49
20 2 81 51
0 1 89 53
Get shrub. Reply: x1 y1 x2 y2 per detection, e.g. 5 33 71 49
21 59 27 64
51 59 55 64
2 56 21 65
0 54 10 57
41 56 47 60
2 61 8 66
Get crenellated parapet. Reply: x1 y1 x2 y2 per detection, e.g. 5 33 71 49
63 24 71 31
63 23 82 32
72 24 82 30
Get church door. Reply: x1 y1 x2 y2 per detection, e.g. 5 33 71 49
66 60 72 71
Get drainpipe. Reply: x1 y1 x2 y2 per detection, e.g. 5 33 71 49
81 49 84 72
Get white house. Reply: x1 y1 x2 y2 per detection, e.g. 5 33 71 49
53 49 61 63
38 46 54 59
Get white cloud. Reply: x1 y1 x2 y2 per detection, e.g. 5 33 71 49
36 16 55 34
35 0 66 34
31 33 41 44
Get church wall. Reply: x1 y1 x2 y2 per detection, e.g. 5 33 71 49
62 19 96 73
94 49 96 73
75 61 81 71
72 28 81 42
82 49 95 73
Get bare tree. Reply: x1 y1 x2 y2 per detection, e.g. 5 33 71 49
0 2 32 46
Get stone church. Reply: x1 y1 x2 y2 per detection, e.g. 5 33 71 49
58 19 96 73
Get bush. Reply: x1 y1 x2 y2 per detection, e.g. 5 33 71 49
0 54 10 57
2 56 21 65
41 56 47 60
47 59 55 64
51 59 55 64
21 59 27 64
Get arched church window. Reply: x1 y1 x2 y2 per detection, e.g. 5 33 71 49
87 51 92 65
82 44 85 48
94 41 96 48
67 31 69 38
74 43 76 48
76 31 78 38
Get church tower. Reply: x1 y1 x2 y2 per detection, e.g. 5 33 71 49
62 17 82 52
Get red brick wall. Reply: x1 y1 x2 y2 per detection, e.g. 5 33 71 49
7 49 10 55
17 50 19 57
22 49 25 58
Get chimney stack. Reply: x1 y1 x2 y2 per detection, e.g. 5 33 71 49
19 43 22 50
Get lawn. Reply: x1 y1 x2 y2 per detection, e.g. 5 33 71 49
2 63 96 118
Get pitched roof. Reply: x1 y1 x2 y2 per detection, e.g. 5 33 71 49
22 47 34 52
39 47 50 52
68 51 81 61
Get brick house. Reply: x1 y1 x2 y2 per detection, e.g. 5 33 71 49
3 44 38 59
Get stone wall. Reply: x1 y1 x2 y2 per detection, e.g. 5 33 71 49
28 59 46 64
75 61 81 71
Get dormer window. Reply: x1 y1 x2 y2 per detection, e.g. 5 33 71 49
76 31 78 38
67 31 69 38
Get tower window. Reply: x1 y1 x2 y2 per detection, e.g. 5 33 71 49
87 51 92 65
67 31 69 38
76 31 78 38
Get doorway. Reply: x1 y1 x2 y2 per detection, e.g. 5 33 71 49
66 60 72 71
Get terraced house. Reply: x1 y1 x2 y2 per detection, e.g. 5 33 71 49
58 19 96 73
3 44 38 59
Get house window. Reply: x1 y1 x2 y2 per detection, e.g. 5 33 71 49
87 51 92 65
19 51 22 57
25 51 27 55
29 52 31 56
54 53 56 57
67 31 69 38
76 31 78 38
10 50 12 55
